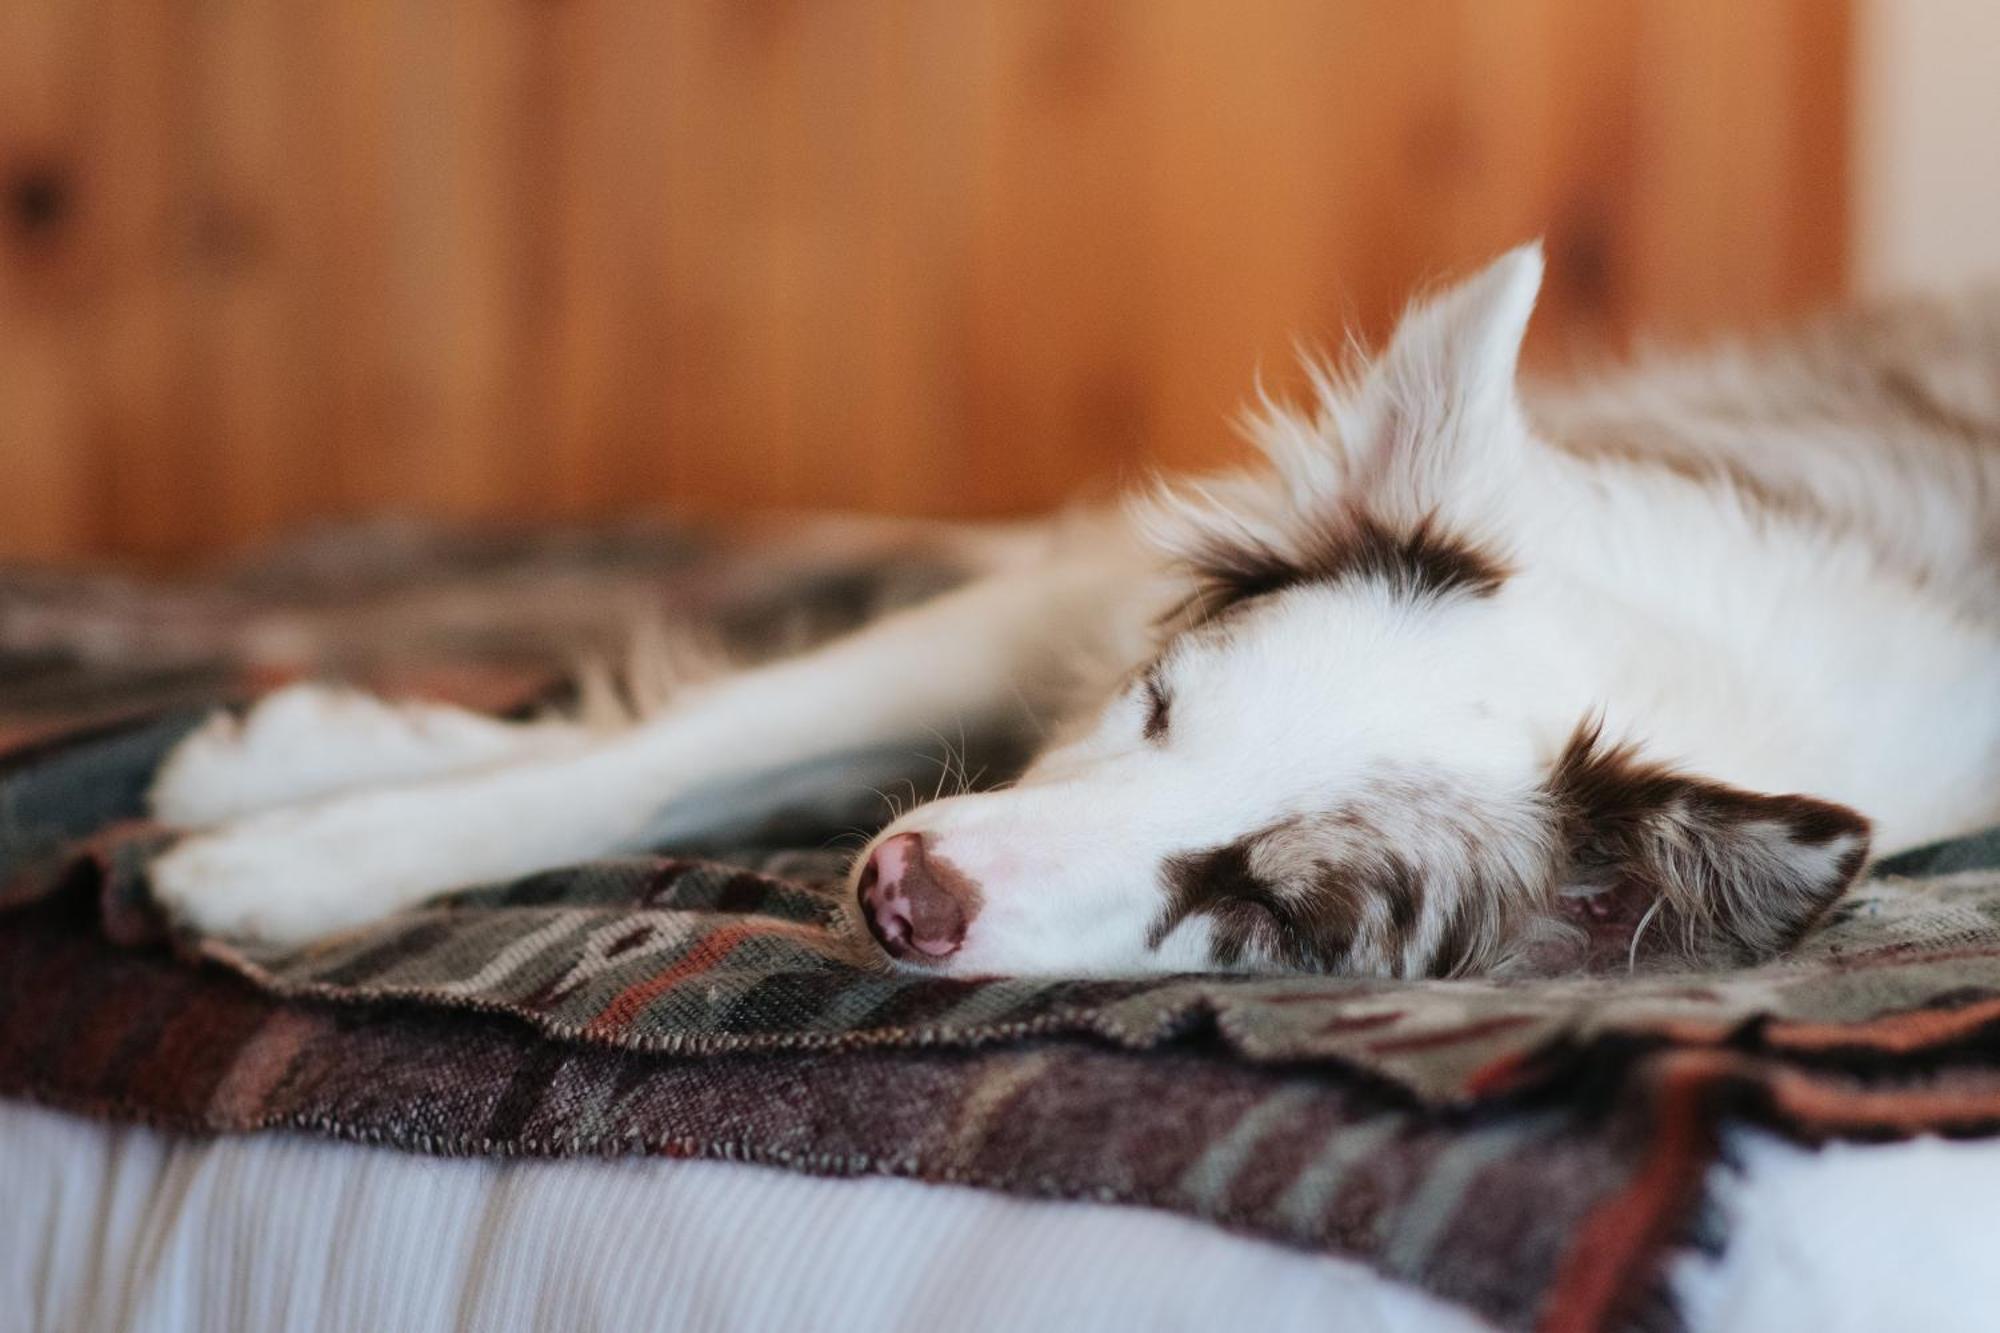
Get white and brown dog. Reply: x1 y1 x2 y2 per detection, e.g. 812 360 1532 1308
148 246 2000 978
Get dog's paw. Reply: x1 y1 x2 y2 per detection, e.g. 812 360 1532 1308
149 801 453 946
151 684 382 827
150 683 567 828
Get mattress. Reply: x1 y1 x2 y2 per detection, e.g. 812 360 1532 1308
0 1100 1476 1333
7 1098 2000 1333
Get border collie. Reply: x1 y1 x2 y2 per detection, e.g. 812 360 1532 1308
148 246 2000 977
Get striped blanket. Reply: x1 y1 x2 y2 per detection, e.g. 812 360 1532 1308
4 522 1999 1333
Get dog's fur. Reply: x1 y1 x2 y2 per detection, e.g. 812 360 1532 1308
148 247 2000 977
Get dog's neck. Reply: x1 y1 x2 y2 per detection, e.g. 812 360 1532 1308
1508 431 2000 853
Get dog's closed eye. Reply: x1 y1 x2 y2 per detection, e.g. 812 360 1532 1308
1141 669 1172 743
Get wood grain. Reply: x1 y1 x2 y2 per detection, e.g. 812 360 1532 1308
0 0 98 560
0 0 1852 566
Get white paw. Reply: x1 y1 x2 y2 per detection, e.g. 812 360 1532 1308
149 683 577 827
150 800 463 946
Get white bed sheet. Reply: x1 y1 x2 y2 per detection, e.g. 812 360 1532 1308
0 1100 1482 1333
1673 1129 2000 1332
9 1097 2000 1333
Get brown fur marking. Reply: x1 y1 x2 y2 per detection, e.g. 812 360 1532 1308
1164 507 1508 634
1547 720 1872 963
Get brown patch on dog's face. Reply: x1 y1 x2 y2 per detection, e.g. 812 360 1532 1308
1161 507 1509 638
1152 831 1365 972
1147 789 1546 979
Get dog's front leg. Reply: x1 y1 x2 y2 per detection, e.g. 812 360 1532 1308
149 546 1151 945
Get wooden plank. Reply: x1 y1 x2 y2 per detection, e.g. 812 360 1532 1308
544 0 685 519
842 3 983 515
1518 0 1646 365
961 0 1159 514
1141 0 1337 475
187 0 311 551
0 0 97 561
1780 0 1852 310
765 0 890 511
396 0 551 522
295 0 407 524
86 0 214 564
1625 0 1837 338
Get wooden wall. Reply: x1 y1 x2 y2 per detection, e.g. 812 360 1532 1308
0 0 1849 567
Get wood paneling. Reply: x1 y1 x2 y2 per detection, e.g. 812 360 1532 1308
0 0 1850 567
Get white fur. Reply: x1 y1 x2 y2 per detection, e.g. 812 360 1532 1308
149 246 2000 974
150 684 591 827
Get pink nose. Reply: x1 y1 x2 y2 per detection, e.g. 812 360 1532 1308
857 832 971 962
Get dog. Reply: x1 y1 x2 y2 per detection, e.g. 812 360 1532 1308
146 245 2000 978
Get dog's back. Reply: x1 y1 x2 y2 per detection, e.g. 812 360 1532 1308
1533 290 2000 621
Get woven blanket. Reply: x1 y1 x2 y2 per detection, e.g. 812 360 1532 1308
4 522 2000 1333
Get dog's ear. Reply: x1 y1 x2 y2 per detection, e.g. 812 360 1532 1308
1146 245 1543 579
1545 724 1871 969
1341 243 1544 525
1235 244 1545 515
1374 243 1542 424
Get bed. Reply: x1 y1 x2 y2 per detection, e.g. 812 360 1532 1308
5 519 1999 1333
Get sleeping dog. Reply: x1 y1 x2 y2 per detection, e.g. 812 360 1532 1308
147 246 2000 977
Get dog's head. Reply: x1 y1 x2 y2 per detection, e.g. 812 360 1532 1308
852 246 1870 978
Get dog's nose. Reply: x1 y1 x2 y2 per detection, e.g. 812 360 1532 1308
857 832 969 961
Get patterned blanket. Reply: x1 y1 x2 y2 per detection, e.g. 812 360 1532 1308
4 522 1999 1333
